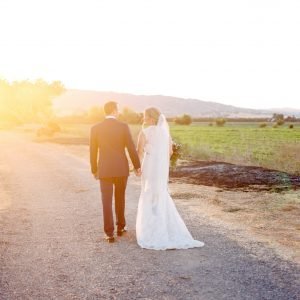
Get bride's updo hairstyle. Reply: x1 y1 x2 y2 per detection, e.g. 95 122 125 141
144 107 161 126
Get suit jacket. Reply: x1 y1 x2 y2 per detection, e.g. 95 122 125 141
89 118 141 178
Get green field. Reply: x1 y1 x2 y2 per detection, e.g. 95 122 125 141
53 122 300 175
168 122 300 174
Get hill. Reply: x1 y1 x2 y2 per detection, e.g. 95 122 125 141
52 89 278 118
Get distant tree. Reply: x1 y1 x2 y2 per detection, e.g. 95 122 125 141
215 118 226 127
88 106 105 122
285 115 296 122
49 80 65 95
272 113 285 126
119 107 143 124
0 79 65 124
174 114 192 125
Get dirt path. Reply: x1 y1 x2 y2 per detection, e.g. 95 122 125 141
0 131 299 300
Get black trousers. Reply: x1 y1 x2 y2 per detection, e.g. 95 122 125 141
99 176 128 237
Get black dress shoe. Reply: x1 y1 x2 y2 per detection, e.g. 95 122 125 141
104 235 115 243
117 229 127 236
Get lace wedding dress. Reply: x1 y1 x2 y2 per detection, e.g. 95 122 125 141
136 114 204 250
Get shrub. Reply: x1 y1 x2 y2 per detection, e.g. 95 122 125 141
170 142 182 168
215 118 226 127
273 124 278 128
289 124 294 129
174 114 192 125
36 127 54 137
47 121 61 133
276 119 285 126
259 123 267 128
36 121 61 137
208 123 213 127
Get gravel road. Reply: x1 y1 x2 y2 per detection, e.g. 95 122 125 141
0 131 299 300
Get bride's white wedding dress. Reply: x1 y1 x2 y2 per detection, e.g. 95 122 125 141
136 114 204 250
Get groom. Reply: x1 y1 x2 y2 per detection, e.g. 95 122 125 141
89 101 141 243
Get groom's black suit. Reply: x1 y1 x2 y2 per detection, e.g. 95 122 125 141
90 117 141 237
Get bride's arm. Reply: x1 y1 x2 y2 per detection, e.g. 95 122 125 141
137 130 146 162
169 136 173 157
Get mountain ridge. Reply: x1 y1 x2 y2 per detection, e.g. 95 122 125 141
53 89 299 118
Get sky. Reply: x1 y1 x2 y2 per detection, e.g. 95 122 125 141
0 0 300 109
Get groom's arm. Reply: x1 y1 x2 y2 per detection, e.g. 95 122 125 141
89 126 98 176
124 124 141 170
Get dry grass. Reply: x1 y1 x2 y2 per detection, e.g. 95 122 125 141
170 183 300 264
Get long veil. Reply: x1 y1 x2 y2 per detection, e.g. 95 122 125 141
157 113 170 137
149 114 170 193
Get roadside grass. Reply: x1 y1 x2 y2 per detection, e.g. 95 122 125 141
30 121 300 174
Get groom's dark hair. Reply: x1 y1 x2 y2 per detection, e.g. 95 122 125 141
104 101 118 115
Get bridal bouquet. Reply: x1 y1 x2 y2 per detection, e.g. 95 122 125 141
170 142 182 168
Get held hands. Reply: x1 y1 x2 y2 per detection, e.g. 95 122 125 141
134 168 142 177
93 169 141 178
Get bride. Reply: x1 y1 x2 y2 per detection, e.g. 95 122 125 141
136 107 204 250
